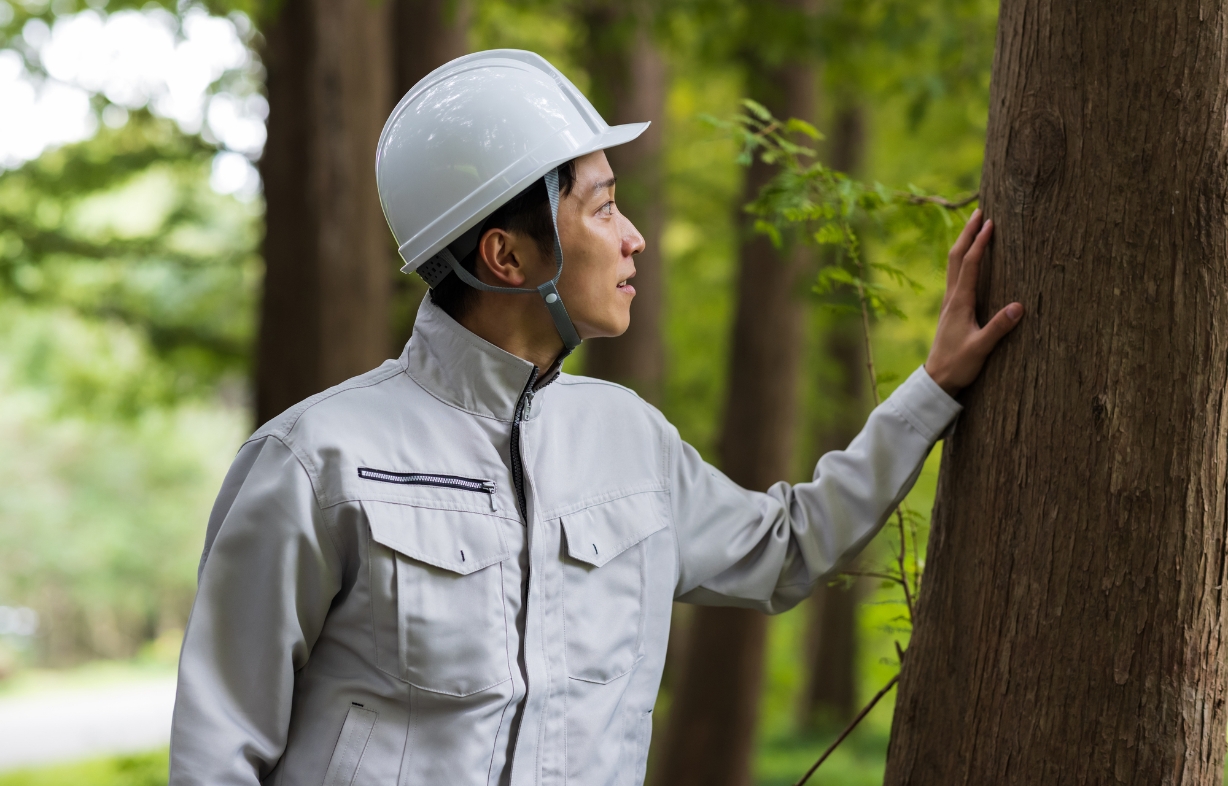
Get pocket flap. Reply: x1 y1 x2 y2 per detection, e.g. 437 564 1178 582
365 502 509 575
561 491 668 568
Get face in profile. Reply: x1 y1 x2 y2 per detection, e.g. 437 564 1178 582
554 151 645 340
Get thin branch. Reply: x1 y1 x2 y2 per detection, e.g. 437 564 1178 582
894 509 915 619
840 569 907 586
903 191 980 210
750 120 781 141
853 250 880 407
793 673 901 786
908 511 920 599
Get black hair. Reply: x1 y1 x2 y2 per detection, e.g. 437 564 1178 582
430 160 577 321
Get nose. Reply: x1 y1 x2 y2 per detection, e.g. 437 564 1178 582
622 216 646 257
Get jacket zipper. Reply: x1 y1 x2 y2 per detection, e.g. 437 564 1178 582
509 363 564 522
357 467 498 511
510 368 539 523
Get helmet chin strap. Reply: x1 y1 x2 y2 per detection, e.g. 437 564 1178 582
434 167 582 354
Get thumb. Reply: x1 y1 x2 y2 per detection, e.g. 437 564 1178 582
972 302 1024 354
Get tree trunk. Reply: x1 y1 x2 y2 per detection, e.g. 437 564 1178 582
884 2 1228 783
388 0 470 351
654 43 815 786
393 0 469 97
577 4 667 404
798 104 870 728
256 0 393 426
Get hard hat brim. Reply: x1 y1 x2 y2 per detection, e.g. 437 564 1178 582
396 120 651 275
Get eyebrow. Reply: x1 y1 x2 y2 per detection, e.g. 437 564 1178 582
591 176 617 194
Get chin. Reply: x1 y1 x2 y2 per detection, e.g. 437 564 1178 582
577 311 632 340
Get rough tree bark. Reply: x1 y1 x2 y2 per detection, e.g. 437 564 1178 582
799 104 870 727
654 25 816 786
256 0 393 426
577 3 667 404
884 2 1228 783
388 0 470 350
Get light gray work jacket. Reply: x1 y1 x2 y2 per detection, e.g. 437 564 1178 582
169 297 960 786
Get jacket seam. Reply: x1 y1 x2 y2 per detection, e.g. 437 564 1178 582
885 368 961 442
253 431 323 497
263 435 343 562
322 494 521 522
885 395 938 443
249 364 404 445
488 559 517 785
553 374 638 395
405 674 513 699
666 430 682 596
540 484 668 520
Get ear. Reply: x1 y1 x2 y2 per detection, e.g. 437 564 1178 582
476 228 530 287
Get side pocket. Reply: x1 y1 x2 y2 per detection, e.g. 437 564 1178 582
322 703 378 786
632 710 653 786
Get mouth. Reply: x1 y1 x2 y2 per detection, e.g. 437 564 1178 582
616 271 636 295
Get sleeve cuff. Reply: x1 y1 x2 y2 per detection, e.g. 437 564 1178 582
884 365 963 442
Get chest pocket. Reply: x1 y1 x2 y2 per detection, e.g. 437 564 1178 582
365 501 513 696
560 491 667 684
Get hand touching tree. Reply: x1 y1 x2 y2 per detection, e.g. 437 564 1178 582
924 210 1024 396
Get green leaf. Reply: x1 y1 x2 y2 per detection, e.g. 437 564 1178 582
741 98 772 121
753 219 782 249
813 223 846 245
784 117 822 140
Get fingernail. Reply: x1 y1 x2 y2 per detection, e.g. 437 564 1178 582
1006 303 1022 320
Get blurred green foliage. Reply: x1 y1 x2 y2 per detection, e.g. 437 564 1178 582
0 110 259 415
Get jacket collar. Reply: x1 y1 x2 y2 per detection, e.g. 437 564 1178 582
400 296 555 422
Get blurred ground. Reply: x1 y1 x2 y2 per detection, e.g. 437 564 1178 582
0 663 176 772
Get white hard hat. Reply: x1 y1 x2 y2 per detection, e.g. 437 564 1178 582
375 49 650 352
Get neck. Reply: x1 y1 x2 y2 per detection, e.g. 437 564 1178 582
458 292 565 372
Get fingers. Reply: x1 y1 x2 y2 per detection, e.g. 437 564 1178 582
953 219 994 302
945 209 982 309
972 301 1024 355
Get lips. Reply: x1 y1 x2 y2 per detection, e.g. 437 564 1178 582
616 279 636 295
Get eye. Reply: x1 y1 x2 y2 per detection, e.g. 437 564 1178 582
598 200 614 216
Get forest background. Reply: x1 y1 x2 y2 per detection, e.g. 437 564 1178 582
0 0 993 782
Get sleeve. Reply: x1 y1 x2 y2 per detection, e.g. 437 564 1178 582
671 364 961 614
169 436 343 786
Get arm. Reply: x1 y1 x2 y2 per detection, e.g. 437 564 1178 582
169 436 342 786
671 365 960 613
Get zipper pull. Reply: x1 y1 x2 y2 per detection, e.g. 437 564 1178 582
482 480 498 511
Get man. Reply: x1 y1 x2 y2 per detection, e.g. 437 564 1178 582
170 50 1022 786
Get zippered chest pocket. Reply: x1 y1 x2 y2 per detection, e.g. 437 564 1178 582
560 491 668 684
358 467 499 511
364 499 513 696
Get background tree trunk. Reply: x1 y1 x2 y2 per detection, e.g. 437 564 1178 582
884 2 1228 783
393 0 469 96
798 103 870 728
388 0 470 350
256 0 393 426
577 3 666 404
654 30 816 786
